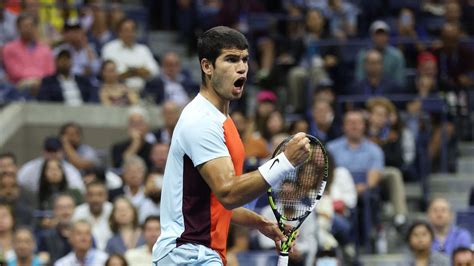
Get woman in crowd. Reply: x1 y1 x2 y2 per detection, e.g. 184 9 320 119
105 197 145 254
404 220 449 265
99 60 139 106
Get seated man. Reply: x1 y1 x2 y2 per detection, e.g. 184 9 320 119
427 197 472 257
59 122 101 171
125 216 161 266
54 220 108 266
37 49 98 105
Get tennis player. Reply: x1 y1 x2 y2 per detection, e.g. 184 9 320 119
152 26 310 265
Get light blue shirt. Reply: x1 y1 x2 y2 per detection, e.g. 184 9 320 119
326 137 384 184
7 256 43 266
432 225 472 257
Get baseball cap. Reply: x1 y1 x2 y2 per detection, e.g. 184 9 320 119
63 19 81 31
417 52 437 65
256 90 277 103
370 20 390 34
43 136 62 152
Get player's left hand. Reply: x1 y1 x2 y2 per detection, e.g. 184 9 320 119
257 218 296 252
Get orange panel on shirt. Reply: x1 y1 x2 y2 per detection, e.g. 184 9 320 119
209 117 245 265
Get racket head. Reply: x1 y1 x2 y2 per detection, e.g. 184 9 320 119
267 134 329 223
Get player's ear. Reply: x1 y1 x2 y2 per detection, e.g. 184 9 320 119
201 58 213 76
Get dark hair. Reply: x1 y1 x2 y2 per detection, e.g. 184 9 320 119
100 59 116 75
109 196 139 233
116 17 135 33
452 246 473 263
0 152 17 165
406 220 435 245
86 179 107 191
38 159 68 209
16 12 36 27
197 26 249 84
59 122 82 136
56 49 72 60
105 254 129 266
142 215 160 229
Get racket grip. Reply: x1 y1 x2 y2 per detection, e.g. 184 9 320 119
277 252 289 266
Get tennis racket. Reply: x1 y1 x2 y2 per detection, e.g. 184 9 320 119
267 134 329 266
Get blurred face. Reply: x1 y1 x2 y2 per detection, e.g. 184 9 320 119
416 75 435 94
369 105 389 129
291 120 309 134
266 112 284 136
445 3 461 23
365 51 383 77
114 199 135 226
63 125 81 147
56 55 72 75
118 20 136 46
453 250 474 266
106 255 127 266
162 102 181 129
70 223 92 252
0 174 19 201
64 28 85 48
418 60 438 77
231 112 247 134
428 199 452 229
143 220 161 247
0 206 14 232
306 9 324 33
399 8 414 29
86 185 107 215
128 114 148 135
257 102 276 118
18 17 36 41
163 53 181 80
206 48 249 101
150 144 169 170
409 225 433 252
123 163 145 187
441 24 460 49
372 31 389 50
0 156 17 174
343 112 365 142
312 101 334 127
13 229 35 260
45 160 64 184
54 196 75 224
102 62 119 83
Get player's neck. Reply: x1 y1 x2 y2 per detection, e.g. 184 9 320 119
200 86 230 115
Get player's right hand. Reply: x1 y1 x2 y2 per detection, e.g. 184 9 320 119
283 132 310 167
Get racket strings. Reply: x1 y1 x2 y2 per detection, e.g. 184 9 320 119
273 144 326 220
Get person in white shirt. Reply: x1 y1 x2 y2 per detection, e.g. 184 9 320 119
54 220 108 266
72 181 113 251
17 136 85 193
101 17 159 91
125 215 160 266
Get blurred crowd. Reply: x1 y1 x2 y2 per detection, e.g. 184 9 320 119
1 0 474 265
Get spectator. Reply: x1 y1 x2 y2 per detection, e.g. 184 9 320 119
309 99 341 143
0 172 35 226
105 197 145 255
427 197 472 256
351 49 401 96
327 110 384 247
288 118 309 135
433 23 474 90
404 220 450 265
37 158 83 210
144 51 197 106
261 110 286 144
109 155 147 208
0 3 17 46
54 19 101 79
111 107 153 168
0 152 17 174
37 194 76 264
254 90 278 136
105 254 128 266
72 181 113 251
7 227 43 266
0 203 15 262
102 17 159 91
2 13 55 96
322 0 358 40
355 20 406 87
87 2 115 56
54 220 108 266
444 2 465 35
124 216 161 266
17 136 84 193
37 49 98 105
452 247 473 265
59 122 101 171
99 60 139 106
139 143 169 223
151 100 182 145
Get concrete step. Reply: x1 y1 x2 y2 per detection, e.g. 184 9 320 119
429 173 473 193
359 254 406 266
457 156 474 174
459 142 474 157
404 182 422 199
148 30 179 43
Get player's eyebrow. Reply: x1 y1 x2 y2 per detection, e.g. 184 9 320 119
223 54 250 61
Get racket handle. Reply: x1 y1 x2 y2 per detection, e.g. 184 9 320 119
277 252 289 266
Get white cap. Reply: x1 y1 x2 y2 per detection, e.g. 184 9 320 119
370 20 390 34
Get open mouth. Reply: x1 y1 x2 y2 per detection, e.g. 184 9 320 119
234 77 246 87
